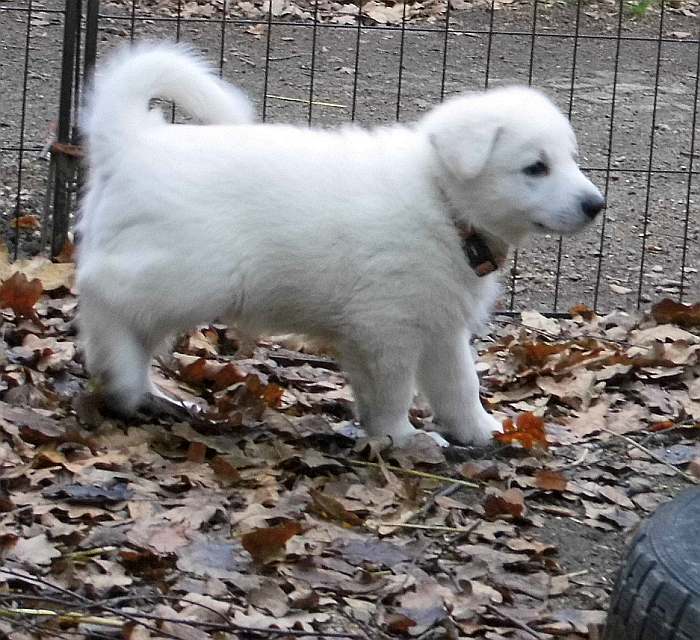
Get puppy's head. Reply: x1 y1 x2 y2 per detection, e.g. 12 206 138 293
421 86 604 241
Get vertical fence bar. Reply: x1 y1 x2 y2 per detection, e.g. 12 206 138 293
307 0 320 125
71 0 83 144
439 0 451 102
84 0 99 82
592 0 625 312
262 1 274 121
175 0 182 42
350 0 363 122
395 0 409 121
12 0 33 260
552 0 583 312
679 37 700 302
218 0 227 77
129 0 136 40
51 0 81 258
484 0 496 89
508 0 539 312
170 0 182 123
636 0 666 308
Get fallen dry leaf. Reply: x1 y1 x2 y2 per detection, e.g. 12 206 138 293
241 521 303 564
652 297 700 328
494 412 548 449
534 469 568 492
309 488 363 526
9 533 60 566
0 271 42 318
0 246 74 291
13 214 41 229
483 488 527 520
521 310 561 335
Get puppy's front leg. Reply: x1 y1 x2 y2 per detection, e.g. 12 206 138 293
340 345 419 447
417 330 502 445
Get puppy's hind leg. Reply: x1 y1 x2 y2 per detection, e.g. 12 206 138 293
79 302 154 416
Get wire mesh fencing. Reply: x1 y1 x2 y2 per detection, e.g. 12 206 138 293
0 0 698 314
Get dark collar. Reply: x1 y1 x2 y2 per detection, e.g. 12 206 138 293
435 183 509 277
455 224 508 277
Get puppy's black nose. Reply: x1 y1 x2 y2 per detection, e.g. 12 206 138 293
582 195 606 219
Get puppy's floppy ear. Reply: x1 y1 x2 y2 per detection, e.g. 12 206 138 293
421 98 502 179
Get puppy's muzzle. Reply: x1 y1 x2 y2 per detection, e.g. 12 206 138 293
582 194 606 219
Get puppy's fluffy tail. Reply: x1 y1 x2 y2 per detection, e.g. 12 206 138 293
83 43 253 158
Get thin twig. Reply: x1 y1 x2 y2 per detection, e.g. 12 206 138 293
562 569 590 579
375 521 480 535
267 94 347 108
408 483 462 523
336 457 479 489
600 427 698 483
62 546 116 561
557 448 589 470
484 604 546 640
268 53 305 61
0 608 121 627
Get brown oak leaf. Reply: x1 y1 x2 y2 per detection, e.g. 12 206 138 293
0 271 42 318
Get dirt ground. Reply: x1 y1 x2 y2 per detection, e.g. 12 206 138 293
1 0 699 313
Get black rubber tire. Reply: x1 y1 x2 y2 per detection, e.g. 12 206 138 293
603 487 700 640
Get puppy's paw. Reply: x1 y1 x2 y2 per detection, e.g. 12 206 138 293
474 413 503 445
450 413 503 446
385 423 420 448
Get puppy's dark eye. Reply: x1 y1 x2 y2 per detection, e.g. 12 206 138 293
523 161 549 177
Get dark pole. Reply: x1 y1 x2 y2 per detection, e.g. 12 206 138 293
51 0 81 257
84 0 99 83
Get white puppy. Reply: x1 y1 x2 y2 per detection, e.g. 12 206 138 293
77 44 604 447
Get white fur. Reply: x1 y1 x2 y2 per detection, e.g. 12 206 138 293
77 44 603 446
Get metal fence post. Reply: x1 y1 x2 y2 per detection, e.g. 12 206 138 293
50 0 81 258
84 0 99 83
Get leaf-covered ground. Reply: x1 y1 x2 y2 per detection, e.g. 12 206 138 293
0 250 699 639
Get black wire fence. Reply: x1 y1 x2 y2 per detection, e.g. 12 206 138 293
0 0 698 314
